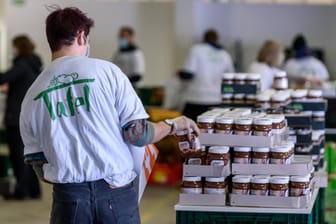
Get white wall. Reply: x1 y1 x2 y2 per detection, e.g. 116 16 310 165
4 0 175 86
193 1 336 78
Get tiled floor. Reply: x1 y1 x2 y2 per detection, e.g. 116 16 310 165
0 183 180 224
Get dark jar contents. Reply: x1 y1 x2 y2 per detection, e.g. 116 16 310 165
232 175 251 195
269 177 289 197
234 73 247 85
252 147 270 164
197 115 215 133
206 146 230 166
181 176 203 194
176 129 201 154
185 150 206 165
251 176 270 196
267 115 286 134
290 176 310 197
234 118 253 135
273 72 288 90
253 118 273 136
222 73 235 84
270 146 291 165
233 147 251 164
215 116 233 134
204 177 227 195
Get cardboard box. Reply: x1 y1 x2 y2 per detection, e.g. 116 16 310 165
232 156 313 176
287 99 327 111
183 164 231 177
221 84 257 95
179 193 226 206
229 193 311 209
285 114 312 128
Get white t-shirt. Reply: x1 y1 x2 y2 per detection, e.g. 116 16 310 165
183 43 234 104
284 56 329 81
248 62 281 91
20 56 148 187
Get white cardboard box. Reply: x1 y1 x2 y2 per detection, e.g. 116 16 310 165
229 193 311 209
183 164 231 177
232 155 313 176
179 193 226 206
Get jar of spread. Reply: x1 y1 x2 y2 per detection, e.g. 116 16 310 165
181 176 203 194
291 90 307 101
267 115 286 134
234 73 247 85
246 73 261 90
312 111 325 122
273 71 288 90
204 177 227 195
290 176 310 197
233 147 251 164
308 89 323 99
222 73 235 84
270 145 291 165
176 129 201 154
253 118 273 136
215 116 234 134
222 93 233 103
234 117 253 135
270 176 289 197
246 94 256 104
185 146 206 165
232 175 251 195
271 93 287 109
206 146 230 166
233 94 245 104
197 115 216 133
251 176 270 196
252 147 270 164
256 94 271 110
282 142 295 162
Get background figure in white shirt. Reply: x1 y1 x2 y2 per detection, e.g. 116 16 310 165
284 34 329 88
248 40 284 91
179 29 234 120
113 26 145 88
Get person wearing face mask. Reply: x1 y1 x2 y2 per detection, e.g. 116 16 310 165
248 40 284 92
284 34 329 88
112 26 145 88
0 35 42 200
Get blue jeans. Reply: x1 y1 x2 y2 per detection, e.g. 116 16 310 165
50 180 140 224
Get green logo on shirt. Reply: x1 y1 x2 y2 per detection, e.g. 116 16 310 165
34 73 95 121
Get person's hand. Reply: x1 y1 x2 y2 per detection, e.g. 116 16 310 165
171 116 200 140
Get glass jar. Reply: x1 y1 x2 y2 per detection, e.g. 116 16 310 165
234 73 247 85
270 145 291 165
312 111 325 122
246 94 256 104
273 71 288 90
185 147 206 165
291 89 307 101
270 176 289 197
197 115 216 133
206 146 230 166
232 175 251 195
233 147 251 164
176 129 201 154
222 73 235 84
215 116 234 134
251 175 270 196
252 147 270 164
234 118 253 135
266 115 286 134
204 177 227 195
256 94 271 110
246 73 261 90
181 176 203 194
233 94 245 104
253 118 273 136
290 175 310 197
271 93 287 109
308 89 323 99
222 93 233 104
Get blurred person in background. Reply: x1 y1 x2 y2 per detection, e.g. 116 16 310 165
248 40 284 91
284 34 329 88
112 26 145 88
179 29 234 120
0 35 42 200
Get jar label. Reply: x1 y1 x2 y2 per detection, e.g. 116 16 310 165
210 160 225 166
251 189 269 196
252 158 269 164
215 130 233 135
178 141 190 152
182 187 202 194
235 130 252 136
188 158 202 165
232 188 249 195
204 187 226 195
270 189 288 197
290 187 310 197
270 158 290 165
233 157 250 164
254 130 271 137
191 137 201 151
200 128 214 134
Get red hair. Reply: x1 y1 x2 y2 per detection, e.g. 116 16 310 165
46 7 94 52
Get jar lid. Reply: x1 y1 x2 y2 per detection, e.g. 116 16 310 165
246 94 256 100
235 117 253 125
232 175 251 183
234 94 245 99
197 115 216 123
271 145 290 153
222 93 233 98
266 115 285 124
290 176 310 183
205 177 226 182
312 111 325 117
274 71 287 78
234 146 251 152
253 118 272 126
270 176 289 184
253 147 270 153
256 94 271 101
222 73 235 79
271 93 287 102
291 90 308 98
176 128 193 136
251 176 269 184
183 176 202 182
246 73 261 80
209 146 230 154
215 116 234 124
308 89 322 98
234 73 247 80
272 175 290 180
